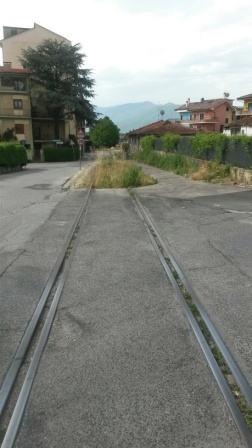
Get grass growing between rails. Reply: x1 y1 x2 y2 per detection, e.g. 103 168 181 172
133 148 233 183
73 156 157 189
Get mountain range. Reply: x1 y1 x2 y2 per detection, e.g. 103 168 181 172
95 101 180 134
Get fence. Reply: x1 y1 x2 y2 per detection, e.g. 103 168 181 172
154 137 252 168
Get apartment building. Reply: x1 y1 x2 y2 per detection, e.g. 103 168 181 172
0 24 75 160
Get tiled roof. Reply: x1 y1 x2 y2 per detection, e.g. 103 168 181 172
175 98 234 111
0 67 30 74
225 117 252 128
128 120 200 136
236 94 252 100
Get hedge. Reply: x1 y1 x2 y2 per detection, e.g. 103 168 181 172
43 146 80 162
0 142 28 167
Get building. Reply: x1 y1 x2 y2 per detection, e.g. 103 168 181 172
0 23 70 69
128 120 200 151
175 97 236 133
0 24 75 160
0 62 33 159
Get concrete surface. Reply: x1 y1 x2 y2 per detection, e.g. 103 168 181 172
134 165 252 389
15 189 245 447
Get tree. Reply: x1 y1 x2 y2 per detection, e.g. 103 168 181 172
89 117 120 148
0 128 17 142
19 39 97 138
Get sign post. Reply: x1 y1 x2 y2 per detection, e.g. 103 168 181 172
76 128 85 171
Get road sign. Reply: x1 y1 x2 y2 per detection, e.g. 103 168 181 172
77 138 84 145
77 128 84 138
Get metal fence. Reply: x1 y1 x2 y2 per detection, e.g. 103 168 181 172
155 138 252 168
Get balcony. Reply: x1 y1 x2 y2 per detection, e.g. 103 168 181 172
0 108 31 118
237 110 252 116
181 117 219 124
0 86 28 93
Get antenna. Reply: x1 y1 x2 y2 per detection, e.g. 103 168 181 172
160 110 165 120
223 92 230 98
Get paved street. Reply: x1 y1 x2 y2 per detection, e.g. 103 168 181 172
1 162 252 447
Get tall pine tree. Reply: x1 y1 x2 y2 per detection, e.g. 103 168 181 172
20 39 97 138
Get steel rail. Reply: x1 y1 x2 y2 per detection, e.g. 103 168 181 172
133 193 252 406
1 188 91 448
0 188 91 420
132 193 252 447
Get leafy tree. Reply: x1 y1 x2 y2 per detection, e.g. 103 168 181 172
0 128 17 142
89 117 120 148
19 39 97 138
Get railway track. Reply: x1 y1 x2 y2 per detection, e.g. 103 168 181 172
0 188 91 447
1 187 252 446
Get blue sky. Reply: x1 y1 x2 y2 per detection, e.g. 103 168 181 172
1 0 252 107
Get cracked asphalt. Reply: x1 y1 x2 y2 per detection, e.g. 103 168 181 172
1 161 252 447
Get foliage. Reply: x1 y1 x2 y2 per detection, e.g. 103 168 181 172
74 156 156 188
89 117 119 148
0 128 17 142
201 162 231 182
133 147 199 176
228 135 252 152
20 39 97 137
191 133 227 162
0 143 27 166
161 133 180 152
140 135 156 151
43 146 79 162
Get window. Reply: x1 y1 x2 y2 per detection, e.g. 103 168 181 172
197 125 202 130
200 113 204 120
225 118 229 124
226 107 229 111
13 99 22 109
14 79 25 91
180 114 183 120
15 124 24 134
194 113 196 119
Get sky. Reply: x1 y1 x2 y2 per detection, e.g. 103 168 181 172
1 0 252 108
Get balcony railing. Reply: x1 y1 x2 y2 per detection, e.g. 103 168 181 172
0 108 31 117
181 117 219 123
0 86 28 92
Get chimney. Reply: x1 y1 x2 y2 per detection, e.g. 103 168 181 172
186 98 190 107
201 97 204 102
3 62 12 69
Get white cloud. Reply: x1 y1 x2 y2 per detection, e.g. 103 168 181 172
1 0 252 106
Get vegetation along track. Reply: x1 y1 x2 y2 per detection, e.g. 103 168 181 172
131 190 252 447
0 188 91 448
1 185 252 446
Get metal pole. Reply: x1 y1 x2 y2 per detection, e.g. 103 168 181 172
79 145 82 170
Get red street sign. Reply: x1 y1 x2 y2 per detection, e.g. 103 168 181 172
77 128 84 138
77 138 84 145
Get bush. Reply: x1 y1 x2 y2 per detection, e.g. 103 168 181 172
140 135 156 151
43 146 79 162
161 133 180 152
0 142 27 167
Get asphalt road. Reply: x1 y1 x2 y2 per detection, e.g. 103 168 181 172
1 162 252 447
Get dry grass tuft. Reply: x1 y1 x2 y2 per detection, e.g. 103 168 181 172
71 157 157 189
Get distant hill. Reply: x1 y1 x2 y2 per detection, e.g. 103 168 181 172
96 101 180 133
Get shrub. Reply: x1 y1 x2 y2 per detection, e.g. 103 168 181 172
43 146 79 162
161 133 180 152
140 135 156 151
0 142 27 167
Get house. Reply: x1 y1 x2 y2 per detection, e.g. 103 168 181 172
128 120 199 151
224 116 252 136
175 97 236 133
224 94 252 135
0 24 76 160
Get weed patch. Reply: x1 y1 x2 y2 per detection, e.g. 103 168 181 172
71 156 157 189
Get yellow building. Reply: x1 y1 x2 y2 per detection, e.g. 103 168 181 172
0 24 76 160
0 62 33 160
